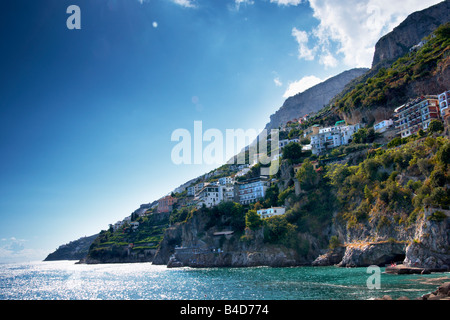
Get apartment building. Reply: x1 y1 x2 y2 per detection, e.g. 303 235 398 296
394 96 440 138
157 195 177 213
234 177 269 205
438 90 450 125
310 122 363 155
218 177 233 186
195 185 223 209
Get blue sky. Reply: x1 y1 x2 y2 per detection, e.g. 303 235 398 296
0 0 442 262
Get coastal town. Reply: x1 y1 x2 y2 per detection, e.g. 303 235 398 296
109 89 450 233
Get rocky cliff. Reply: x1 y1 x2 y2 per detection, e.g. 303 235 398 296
323 208 450 269
372 1 450 68
264 68 368 130
152 207 315 268
331 20 450 126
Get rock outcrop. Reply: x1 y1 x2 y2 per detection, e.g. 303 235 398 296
317 207 450 269
421 282 450 300
264 68 368 131
152 210 311 268
404 208 450 270
372 1 450 68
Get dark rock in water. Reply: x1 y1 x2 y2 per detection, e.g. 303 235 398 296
421 282 450 300
312 246 346 266
167 255 184 268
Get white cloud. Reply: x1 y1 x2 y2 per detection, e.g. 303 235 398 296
319 51 338 68
172 0 196 8
283 75 325 98
298 0 443 67
270 0 304 5
274 77 283 87
139 0 196 8
235 0 255 6
291 27 315 61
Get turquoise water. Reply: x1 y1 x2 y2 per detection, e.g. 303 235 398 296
0 260 448 300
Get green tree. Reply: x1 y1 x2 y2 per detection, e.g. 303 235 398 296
352 128 368 144
288 128 302 140
353 127 376 144
387 137 403 148
263 215 297 246
282 142 303 163
436 142 450 166
430 168 447 188
364 185 374 203
264 184 280 208
296 159 319 191
329 236 341 250
326 163 351 187
245 210 262 230
428 120 444 134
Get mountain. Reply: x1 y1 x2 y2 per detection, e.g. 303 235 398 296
44 234 98 261
264 68 369 131
331 22 450 125
372 0 450 68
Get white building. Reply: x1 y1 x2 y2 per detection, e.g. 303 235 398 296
113 220 124 231
235 177 269 205
187 182 211 197
218 177 234 186
279 139 299 149
374 119 394 133
195 185 224 209
310 122 363 155
257 207 286 219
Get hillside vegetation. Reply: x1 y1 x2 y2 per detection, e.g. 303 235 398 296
333 23 450 115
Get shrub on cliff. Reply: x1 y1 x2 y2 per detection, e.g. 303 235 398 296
282 142 304 164
263 215 297 248
295 159 320 191
245 210 262 231
333 23 450 114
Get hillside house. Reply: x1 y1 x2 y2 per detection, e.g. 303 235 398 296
157 195 177 213
374 119 394 133
257 207 286 219
394 96 440 138
310 122 363 155
234 177 269 205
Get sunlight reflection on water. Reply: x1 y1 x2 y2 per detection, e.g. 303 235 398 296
0 260 448 300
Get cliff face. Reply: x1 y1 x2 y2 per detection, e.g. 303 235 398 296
324 208 450 269
372 1 450 68
265 68 368 131
152 208 316 268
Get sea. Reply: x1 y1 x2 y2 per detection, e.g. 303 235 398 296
0 260 448 300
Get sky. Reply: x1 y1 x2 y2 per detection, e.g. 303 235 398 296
0 0 443 263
